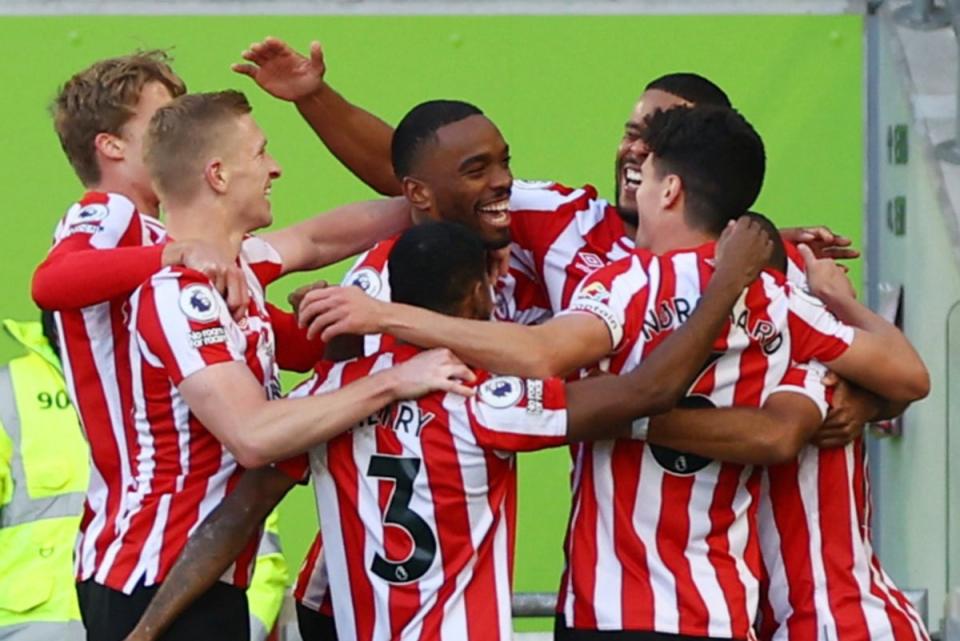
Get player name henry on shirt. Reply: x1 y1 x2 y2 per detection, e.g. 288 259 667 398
356 400 437 439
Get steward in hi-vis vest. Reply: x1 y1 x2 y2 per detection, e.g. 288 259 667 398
0 316 88 639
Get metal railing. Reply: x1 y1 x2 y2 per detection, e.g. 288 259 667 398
511 589 931 628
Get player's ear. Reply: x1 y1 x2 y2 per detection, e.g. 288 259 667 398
662 173 683 210
94 132 125 162
204 158 228 195
466 278 493 321
402 177 432 213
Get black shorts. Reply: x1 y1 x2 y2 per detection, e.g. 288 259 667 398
76 578 249 641
554 615 740 641
296 602 338 641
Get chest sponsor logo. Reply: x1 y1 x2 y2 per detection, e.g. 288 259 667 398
179 284 220 323
479 376 525 409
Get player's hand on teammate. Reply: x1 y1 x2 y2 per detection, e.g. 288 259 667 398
162 240 249 320
798 243 857 303
781 225 859 261
287 280 329 315
388 348 477 399
298 285 385 341
232 37 327 102
713 216 774 290
813 372 875 448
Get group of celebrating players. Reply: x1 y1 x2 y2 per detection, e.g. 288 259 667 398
33 34 932 641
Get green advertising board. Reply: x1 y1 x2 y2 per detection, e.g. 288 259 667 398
0 14 862 631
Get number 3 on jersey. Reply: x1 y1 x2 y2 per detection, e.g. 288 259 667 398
367 455 438 584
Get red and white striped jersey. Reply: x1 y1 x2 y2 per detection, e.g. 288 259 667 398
96 236 289 594
758 439 930 641
294 532 335 616
508 180 634 314
45 192 166 581
555 243 854 638
296 345 568 641
294 233 552 614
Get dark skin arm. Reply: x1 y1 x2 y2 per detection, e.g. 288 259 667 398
123 467 296 641
812 377 908 449
644 392 825 466
232 37 400 196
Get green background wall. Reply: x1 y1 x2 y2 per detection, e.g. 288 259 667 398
0 15 862 630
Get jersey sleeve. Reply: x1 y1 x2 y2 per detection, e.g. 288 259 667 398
767 360 831 420
133 268 243 386
560 256 644 352
272 455 311 483
241 236 285 288
340 244 392 302
465 372 568 452
267 303 326 373
783 242 808 288
787 286 855 364
493 255 553 326
33 194 163 310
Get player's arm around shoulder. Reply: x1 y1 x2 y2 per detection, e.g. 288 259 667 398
299 284 612 379
794 244 930 404
260 197 410 275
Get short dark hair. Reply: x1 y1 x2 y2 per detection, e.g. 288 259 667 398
391 100 484 180
744 211 787 273
388 222 487 315
640 105 765 235
645 73 731 108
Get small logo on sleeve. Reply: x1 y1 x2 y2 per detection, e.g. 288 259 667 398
479 376 525 409
577 281 612 304
179 284 220 323
349 267 383 298
76 203 109 222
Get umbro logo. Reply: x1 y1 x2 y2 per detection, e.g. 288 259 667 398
575 252 605 273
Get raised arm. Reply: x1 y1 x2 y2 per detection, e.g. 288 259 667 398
124 467 296 641
233 37 400 195
263 197 411 275
180 348 474 468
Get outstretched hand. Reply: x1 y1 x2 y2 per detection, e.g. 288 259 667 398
389 348 477 399
781 225 859 261
232 37 327 102
813 373 876 449
162 240 249 320
798 243 856 302
298 285 387 341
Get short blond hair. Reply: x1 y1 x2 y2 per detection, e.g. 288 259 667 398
52 51 186 186
144 90 253 204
